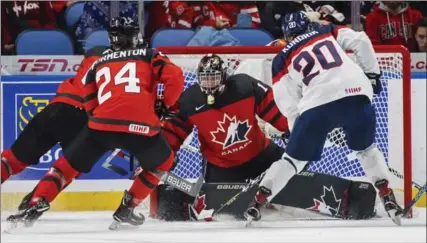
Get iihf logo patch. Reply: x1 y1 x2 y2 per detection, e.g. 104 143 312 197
211 114 252 149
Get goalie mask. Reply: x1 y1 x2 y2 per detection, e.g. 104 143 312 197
197 54 227 105
108 17 140 51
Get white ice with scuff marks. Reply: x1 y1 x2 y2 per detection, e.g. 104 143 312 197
1 208 426 243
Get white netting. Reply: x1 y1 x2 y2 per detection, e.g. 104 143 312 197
158 51 405 186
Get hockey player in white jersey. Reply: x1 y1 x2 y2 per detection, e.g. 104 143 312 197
244 11 403 225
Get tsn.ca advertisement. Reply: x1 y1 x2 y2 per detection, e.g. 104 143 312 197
1 53 426 75
0 76 132 180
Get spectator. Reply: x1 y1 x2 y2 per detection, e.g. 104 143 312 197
316 4 349 26
365 1 423 48
257 1 317 39
75 1 138 46
193 2 260 29
51 1 75 29
411 18 427 52
145 1 195 39
1 1 57 55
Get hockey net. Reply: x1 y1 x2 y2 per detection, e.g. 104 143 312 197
157 45 412 208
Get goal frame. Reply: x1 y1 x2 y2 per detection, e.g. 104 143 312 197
157 45 412 211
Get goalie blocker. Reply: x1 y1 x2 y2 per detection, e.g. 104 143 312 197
150 171 376 221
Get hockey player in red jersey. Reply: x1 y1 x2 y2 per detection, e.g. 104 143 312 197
6 17 185 230
0 46 107 186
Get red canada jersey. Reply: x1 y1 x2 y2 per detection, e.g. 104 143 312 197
83 48 184 136
365 3 423 46
162 74 288 168
50 47 107 109
145 1 195 38
193 2 260 28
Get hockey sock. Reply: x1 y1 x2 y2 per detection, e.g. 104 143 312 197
260 153 307 200
1 149 29 184
128 152 175 207
30 157 80 204
356 144 391 185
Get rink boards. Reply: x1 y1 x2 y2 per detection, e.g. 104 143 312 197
1 74 426 211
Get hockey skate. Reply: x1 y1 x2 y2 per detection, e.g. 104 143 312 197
17 189 35 211
4 197 50 233
109 190 145 230
375 179 403 226
244 186 272 227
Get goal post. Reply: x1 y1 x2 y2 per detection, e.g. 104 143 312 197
157 45 412 211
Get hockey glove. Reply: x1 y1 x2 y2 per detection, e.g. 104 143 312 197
365 72 382 94
155 100 177 120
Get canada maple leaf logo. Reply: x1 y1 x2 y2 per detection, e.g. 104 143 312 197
193 194 207 214
210 114 252 149
307 186 342 216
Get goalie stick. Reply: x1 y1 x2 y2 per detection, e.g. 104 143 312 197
398 181 427 218
211 171 266 218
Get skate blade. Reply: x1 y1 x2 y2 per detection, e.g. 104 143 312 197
244 216 254 228
389 209 402 226
108 221 140 231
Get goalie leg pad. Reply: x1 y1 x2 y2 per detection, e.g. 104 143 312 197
271 172 377 219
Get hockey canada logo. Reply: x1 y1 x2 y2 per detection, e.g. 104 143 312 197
211 114 252 149
307 186 342 216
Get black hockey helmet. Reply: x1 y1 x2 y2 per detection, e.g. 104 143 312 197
197 54 227 104
108 17 140 51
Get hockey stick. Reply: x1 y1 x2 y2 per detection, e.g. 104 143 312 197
398 182 427 218
211 171 266 218
116 150 203 197
388 167 422 190
101 149 128 176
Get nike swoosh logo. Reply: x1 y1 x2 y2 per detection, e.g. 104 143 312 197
195 105 205 111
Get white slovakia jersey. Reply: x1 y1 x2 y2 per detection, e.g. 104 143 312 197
271 25 380 130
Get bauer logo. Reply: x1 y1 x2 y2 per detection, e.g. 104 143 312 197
211 114 252 150
166 175 192 193
216 184 246 190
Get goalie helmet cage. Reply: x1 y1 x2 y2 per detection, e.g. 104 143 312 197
156 45 412 212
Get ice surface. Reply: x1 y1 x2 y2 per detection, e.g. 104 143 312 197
1 209 426 243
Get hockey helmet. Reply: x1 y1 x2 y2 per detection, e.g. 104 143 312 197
197 54 227 104
108 17 140 51
281 11 310 42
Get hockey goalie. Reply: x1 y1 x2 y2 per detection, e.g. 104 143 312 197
149 54 378 222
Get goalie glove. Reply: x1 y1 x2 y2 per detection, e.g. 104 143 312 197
365 72 382 94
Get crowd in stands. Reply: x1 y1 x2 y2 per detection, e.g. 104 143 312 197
1 1 427 55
